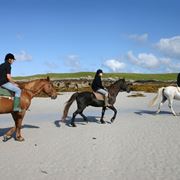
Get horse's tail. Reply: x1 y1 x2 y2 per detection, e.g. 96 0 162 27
148 87 164 107
61 92 79 121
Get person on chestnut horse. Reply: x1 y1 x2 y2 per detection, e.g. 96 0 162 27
0 53 22 112
0 54 57 142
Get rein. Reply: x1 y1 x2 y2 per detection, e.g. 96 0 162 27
20 80 46 98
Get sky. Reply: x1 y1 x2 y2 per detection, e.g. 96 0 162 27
0 0 180 76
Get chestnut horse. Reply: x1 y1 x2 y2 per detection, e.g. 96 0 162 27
0 77 57 142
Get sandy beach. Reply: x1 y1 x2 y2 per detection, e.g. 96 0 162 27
1 92 180 180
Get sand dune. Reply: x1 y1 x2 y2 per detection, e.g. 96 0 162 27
0 92 180 180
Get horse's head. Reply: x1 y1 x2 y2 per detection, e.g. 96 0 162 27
116 78 131 93
42 77 57 99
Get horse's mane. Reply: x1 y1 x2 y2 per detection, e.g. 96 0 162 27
107 79 125 96
108 79 123 89
17 78 47 89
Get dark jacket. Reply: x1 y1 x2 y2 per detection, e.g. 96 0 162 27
177 73 180 87
91 73 104 91
0 62 11 86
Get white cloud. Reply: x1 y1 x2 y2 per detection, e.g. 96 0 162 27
163 61 180 73
103 59 126 72
127 51 160 69
126 51 180 73
64 54 81 72
128 33 148 43
15 51 32 61
156 36 180 58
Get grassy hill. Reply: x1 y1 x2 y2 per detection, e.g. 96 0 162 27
14 72 178 81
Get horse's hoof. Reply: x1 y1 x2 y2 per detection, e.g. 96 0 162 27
100 120 106 124
71 123 76 127
15 137 25 142
84 119 88 123
3 135 12 142
111 118 115 123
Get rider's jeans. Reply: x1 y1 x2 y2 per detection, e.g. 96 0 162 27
2 82 21 97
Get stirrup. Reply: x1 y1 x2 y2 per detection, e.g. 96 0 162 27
13 108 22 112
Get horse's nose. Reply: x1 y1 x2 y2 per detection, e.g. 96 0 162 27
51 95 57 99
127 88 131 93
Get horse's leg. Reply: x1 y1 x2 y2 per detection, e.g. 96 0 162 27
3 127 16 142
79 111 88 122
71 109 81 127
156 95 167 114
71 106 88 127
100 107 106 124
108 105 117 123
168 98 176 116
11 112 26 141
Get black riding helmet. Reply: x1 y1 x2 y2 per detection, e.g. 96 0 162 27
4 53 16 62
96 69 103 75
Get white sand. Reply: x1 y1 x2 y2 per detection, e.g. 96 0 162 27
1 92 180 180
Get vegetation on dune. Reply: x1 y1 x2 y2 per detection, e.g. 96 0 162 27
14 72 178 94
14 72 178 81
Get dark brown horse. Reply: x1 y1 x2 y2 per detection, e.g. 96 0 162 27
0 77 57 142
62 79 130 127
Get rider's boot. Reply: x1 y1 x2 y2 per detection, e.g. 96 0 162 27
13 97 22 112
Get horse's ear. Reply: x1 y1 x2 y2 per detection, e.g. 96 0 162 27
47 76 50 81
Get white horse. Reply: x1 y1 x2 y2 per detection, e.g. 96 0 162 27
149 86 180 116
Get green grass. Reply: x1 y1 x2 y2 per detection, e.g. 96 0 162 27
13 72 178 81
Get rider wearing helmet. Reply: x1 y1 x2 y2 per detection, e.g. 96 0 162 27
0 53 21 112
91 69 110 106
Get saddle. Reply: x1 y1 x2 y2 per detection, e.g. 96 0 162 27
93 91 105 101
0 87 14 99
93 91 112 107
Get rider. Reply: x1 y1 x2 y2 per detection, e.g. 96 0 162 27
91 69 110 106
0 53 21 112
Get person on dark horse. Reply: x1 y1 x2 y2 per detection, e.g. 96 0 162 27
91 69 110 107
62 75 130 127
0 53 21 112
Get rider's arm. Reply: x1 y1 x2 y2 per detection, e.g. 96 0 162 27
7 74 18 86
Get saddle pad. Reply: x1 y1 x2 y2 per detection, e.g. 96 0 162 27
93 91 104 101
0 87 13 97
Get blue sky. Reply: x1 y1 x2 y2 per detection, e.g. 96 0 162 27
0 0 180 76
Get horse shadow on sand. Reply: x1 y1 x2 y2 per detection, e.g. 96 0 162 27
54 116 103 127
134 110 172 116
0 124 40 138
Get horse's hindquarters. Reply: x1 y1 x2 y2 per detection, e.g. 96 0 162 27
164 87 180 101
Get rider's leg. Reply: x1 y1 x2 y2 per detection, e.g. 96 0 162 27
97 89 110 106
2 82 22 112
